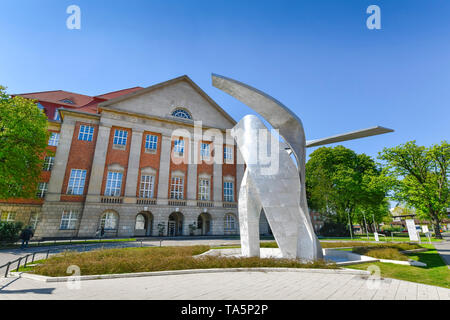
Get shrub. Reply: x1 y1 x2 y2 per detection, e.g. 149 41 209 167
319 222 350 237
0 221 24 243
380 225 404 235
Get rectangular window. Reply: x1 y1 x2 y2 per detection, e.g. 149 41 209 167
170 177 184 199
36 182 48 198
139 175 155 198
105 172 123 196
173 139 184 156
67 169 87 195
48 133 60 146
113 129 128 146
0 212 16 222
145 134 158 152
201 143 210 160
30 213 39 229
198 179 210 201
60 210 78 230
43 156 55 171
224 146 233 161
224 181 234 202
78 125 94 141
54 109 61 121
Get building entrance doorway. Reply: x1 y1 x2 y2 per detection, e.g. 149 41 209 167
135 212 153 237
168 212 183 236
197 213 212 236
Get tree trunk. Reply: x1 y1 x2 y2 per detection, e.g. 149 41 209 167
432 216 442 239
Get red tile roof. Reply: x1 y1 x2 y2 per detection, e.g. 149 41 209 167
16 87 144 115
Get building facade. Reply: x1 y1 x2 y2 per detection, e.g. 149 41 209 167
0 75 271 239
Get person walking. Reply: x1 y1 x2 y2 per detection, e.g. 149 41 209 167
20 226 34 249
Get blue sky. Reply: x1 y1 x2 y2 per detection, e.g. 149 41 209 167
1 0 449 161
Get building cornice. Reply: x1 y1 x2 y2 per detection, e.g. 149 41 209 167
100 107 230 133
59 108 101 122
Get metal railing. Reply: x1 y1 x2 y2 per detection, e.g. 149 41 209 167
0 238 169 278
0 249 51 278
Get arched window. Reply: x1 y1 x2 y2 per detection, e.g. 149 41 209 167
224 214 236 231
171 109 192 120
135 214 146 230
101 211 118 230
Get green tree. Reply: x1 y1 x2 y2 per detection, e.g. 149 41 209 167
379 141 449 239
0 86 49 199
306 146 391 237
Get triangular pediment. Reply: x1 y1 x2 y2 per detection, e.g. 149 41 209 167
98 75 236 129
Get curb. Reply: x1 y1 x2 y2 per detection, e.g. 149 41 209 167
10 267 370 283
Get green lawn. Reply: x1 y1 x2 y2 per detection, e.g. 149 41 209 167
346 244 450 289
213 241 422 250
319 235 442 242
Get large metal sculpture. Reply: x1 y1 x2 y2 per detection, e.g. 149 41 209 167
212 74 393 261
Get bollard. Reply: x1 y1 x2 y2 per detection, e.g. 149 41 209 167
16 258 22 272
5 262 11 277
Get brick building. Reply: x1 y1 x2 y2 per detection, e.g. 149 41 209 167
1 75 271 239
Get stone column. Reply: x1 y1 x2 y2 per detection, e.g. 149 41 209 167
123 129 143 204
186 139 197 206
213 145 223 205
85 125 112 202
156 135 172 205
46 119 76 202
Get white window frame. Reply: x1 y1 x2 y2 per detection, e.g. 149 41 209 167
145 134 158 152
173 139 185 156
171 109 192 120
36 182 48 198
113 129 128 146
67 169 87 195
54 109 61 121
30 213 39 229
78 125 94 141
43 156 55 171
198 178 210 201
224 146 233 162
1 212 16 222
224 181 234 202
60 211 78 230
105 171 123 197
170 176 184 200
224 214 236 231
135 214 145 230
101 211 118 230
139 175 155 198
200 143 210 161
48 133 60 146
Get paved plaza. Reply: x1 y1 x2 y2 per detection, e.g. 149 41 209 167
0 237 449 300
0 270 449 300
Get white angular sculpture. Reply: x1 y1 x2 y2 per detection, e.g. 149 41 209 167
233 115 320 260
212 73 394 261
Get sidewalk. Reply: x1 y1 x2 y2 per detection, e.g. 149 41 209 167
0 270 449 300
433 232 450 268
